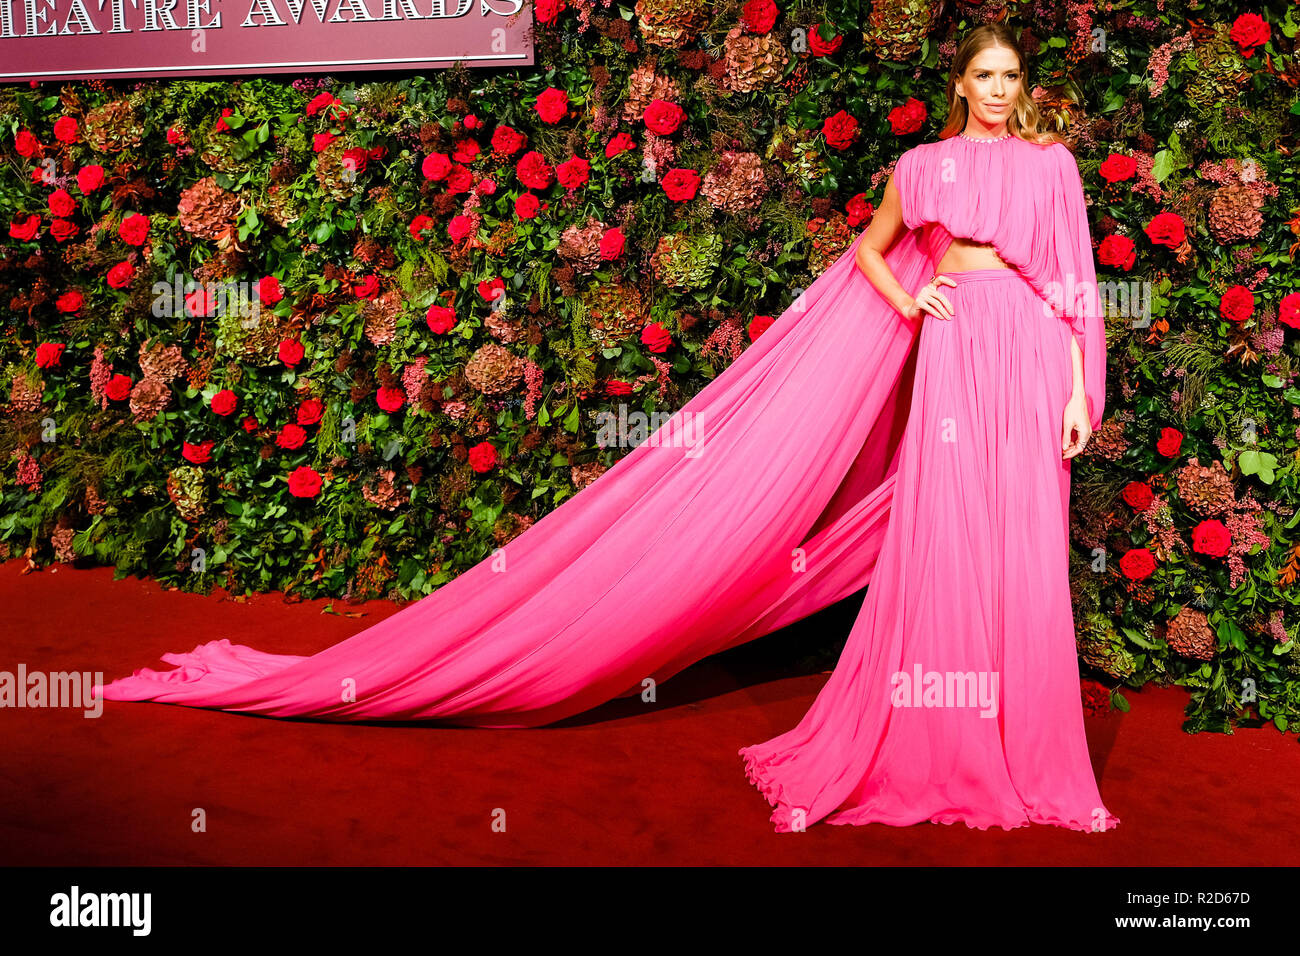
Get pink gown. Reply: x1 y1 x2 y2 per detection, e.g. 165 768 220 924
96 132 1116 832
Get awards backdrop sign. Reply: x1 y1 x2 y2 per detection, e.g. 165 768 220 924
0 0 533 80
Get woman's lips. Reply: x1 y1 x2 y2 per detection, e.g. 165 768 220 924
985 103 1008 111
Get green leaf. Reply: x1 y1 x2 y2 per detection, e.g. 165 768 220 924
562 403 581 433
1151 149 1175 183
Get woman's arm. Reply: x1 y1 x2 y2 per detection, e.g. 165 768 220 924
855 173 955 322
854 174 917 318
1069 335 1086 401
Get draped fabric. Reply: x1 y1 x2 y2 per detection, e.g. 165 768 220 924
95 223 932 725
894 134 1107 429
736 134 1118 833
96 127 1110 818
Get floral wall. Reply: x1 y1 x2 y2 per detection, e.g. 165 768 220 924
3 0 1300 733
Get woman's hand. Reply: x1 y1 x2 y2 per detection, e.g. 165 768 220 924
1061 392 1091 460
905 275 957 322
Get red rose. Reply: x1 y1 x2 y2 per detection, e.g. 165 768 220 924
888 97 927 136
185 286 214 317
9 214 39 242
452 139 480 165
258 275 282 305
534 0 566 25
279 338 305 366
534 87 569 125
491 125 527 156
599 227 625 261
312 132 335 152
448 214 475 242
556 155 590 190
477 178 497 197
306 92 335 116
1144 211 1186 248
166 127 186 146
643 99 685 135
748 315 775 340
821 109 859 150
641 322 673 353
368 145 386 162
214 107 235 133
53 116 78 143
661 168 700 201
48 188 76 218
605 380 633 396
105 373 132 402
35 342 65 368
106 261 135 289
1121 481 1154 511
1279 292 1300 331
516 150 554 190
740 0 778 33
1098 234 1136 271
605 132 636 158
182 440 215 464
846 194 873 227
1192 519 1232 559
1080 679 1111 718
276 423 307 450
377 386 405 412
1098 153 1137 184
422 152 452 181
77 165 104 193
210 389 239 416
445 165 474 194
50 219 79 242
1219 284 1254 324
56 290 84 313
808 22 843 56
1118 547 1156 581
353 274 381 299
118 213 150 246
297 398 325 426
241 415 259 432
409 214 435 241
14 129 40 157
287 465 323 498
515 192 540 219
1156 426 1183 458
478 277 505 305
1228 12 1270 58
427 303 457 334
468 441 497 473
341 147 368 178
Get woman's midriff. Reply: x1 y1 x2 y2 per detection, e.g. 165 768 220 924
934 237 1012 274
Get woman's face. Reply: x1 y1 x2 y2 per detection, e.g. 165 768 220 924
955 45 1023 132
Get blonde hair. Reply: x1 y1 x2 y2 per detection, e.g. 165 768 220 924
937 23 1066 149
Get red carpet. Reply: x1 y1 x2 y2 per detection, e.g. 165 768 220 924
1 557 1296 865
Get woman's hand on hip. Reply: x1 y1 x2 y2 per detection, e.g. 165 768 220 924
905 275 957 322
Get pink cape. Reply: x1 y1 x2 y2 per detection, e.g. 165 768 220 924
97 134 1107 746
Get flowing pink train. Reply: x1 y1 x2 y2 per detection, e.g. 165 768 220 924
97 133 1118 832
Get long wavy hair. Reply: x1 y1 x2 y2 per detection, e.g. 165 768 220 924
936 23 1065 149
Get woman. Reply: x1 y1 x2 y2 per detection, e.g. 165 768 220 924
96 26 1116 832
739 24 1117 832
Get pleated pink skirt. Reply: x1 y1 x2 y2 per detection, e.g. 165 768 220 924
739 268 1121 833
